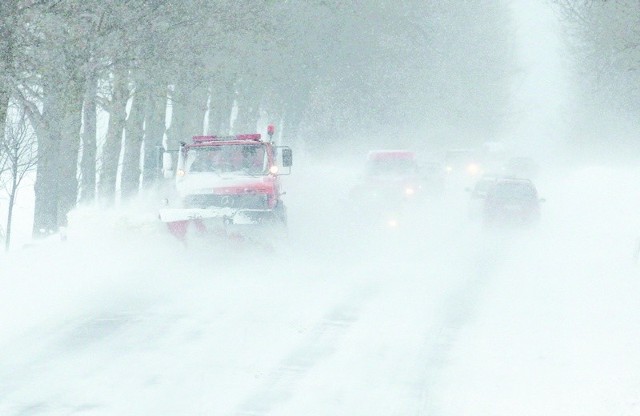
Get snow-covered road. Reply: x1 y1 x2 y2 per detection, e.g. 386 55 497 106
1 161 639 415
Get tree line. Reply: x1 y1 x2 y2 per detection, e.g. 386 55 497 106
552 0 640 146
0 0 515 244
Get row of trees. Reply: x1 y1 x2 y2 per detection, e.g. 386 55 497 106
552 0 640 147
0 1 515 244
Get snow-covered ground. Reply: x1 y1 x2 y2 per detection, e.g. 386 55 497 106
1 159 640 415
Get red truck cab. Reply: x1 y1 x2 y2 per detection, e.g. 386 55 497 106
160 129 292 239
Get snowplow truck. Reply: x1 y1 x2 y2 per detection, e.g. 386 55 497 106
159 127 292 240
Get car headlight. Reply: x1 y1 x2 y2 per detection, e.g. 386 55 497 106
466 163 480 175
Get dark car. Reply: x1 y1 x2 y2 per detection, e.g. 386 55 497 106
467 175 499 220
503 156 539 179
482 178 543 226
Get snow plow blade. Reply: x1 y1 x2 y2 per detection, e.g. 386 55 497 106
159 208 285 243
160 207 244 223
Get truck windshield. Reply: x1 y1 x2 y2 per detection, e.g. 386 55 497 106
187 144 268 175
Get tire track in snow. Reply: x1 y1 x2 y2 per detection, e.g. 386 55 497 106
233 283 376 416
408 233 513 416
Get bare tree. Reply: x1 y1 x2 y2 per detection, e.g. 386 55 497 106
553 2 640 83
0 105 37 250
551 0 640 145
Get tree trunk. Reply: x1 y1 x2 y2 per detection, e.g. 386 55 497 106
5 161 17 251
142 82 167 189
33 74 64 237
121 82 146 199
207 77 234 135
99 68 129 206
233 79 261 134
282 102 304 147
79 72 98 205
233 101 260 134
0 88 9 146
31 60 86 236
190 85 208 136
33 145 59 235
0 0 17 145
166 78 207 149
57 76 84 227
34 73 83 234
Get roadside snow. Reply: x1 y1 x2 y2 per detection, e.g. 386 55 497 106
1 163 639 415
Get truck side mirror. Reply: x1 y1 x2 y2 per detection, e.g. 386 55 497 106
282 148 293 167
162 152 174 178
